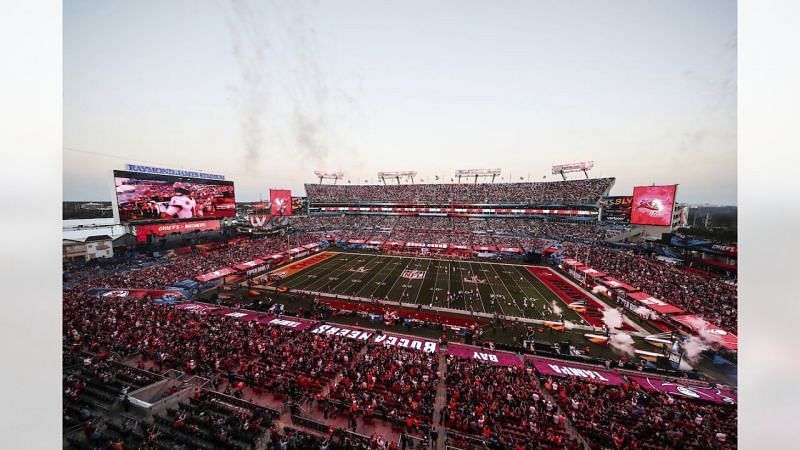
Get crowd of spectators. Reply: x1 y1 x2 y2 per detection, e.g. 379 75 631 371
291 215 607 248
541 372 736 449
559 242 738 330
158 390 274 449
63 234 319 292
63 294 364 403
330 343 440 432
444 357 575 449
305 178 614 205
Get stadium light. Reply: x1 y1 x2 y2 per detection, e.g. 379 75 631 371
454 168 502 184
551 161 594 180
313 170 344 184
378 170 418 185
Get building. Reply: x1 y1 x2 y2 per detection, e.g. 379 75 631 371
62 235 114 262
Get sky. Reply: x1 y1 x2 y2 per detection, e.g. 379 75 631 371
64 0 736 204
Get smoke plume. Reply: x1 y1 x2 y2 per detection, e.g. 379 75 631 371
591 285 608 295
681 334 711 363
632 306 658 321
609 332 636 357
223 0 271 166
601 308 624 331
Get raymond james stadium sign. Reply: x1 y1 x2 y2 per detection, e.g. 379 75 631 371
126 164 225 181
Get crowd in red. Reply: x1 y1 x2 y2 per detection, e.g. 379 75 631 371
444 357 578 449
330 344 440 433
542 372 736 449
305 178 615 204
65 236 298 290
291 215 611 248
559 242 738 331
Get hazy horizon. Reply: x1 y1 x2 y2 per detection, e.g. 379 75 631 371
64 0 736 204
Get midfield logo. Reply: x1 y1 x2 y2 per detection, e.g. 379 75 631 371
401 269 426 280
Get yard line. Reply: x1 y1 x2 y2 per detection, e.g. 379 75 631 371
431 259 450 309
371 256 411 301
512 265 565 321
324 254 384 293
281 253 358 290
381 256 417 302
352 255 399 298
469 261 496 315
409 257 434 307
340 254 394 297
494 264 536 319
456 259 484 314
485 261 525 318
303 254 380 292
290 253 366 291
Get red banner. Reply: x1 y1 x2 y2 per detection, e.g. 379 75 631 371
599 277 638 292
627 291 684 315
136 220 221 242
448 343 523 367
630 185 677 226
195 267 236 283
269 189 292 216
529 357 626 385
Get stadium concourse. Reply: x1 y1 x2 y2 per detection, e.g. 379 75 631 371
63 178 737 449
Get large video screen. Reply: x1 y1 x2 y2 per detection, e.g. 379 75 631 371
599 196 632 223
270 189 292 216
114 170 236 223
630 185 677 226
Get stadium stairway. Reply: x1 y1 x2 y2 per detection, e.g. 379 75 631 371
431 346 448 450
534 374 591 450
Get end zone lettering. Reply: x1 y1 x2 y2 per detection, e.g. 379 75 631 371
311 324 437 353
473 352 499 363
548 364 610 382
268 318 303 328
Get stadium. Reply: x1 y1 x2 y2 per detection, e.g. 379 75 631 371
63 166 738 450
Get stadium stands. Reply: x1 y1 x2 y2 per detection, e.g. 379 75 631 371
559 242 738 331
444 357 576 449
306 178 615 205
540 371 737 449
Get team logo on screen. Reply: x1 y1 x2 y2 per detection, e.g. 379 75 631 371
401 270 426 280
636 198 664 216
273 198 287 215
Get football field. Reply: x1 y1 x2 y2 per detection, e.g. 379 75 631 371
274 252 589 323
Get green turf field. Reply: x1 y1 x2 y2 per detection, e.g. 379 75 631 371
277 252 586 324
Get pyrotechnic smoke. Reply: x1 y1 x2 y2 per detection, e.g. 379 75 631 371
678 359 694 371
608 332 636 357
222 0 354 167
632 306 658 320
591 285 608 295
681 335 711 363
551 301 563 316
601 308 624 331
223 0 270 166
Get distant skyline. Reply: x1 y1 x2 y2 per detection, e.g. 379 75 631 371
64 0 736 204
